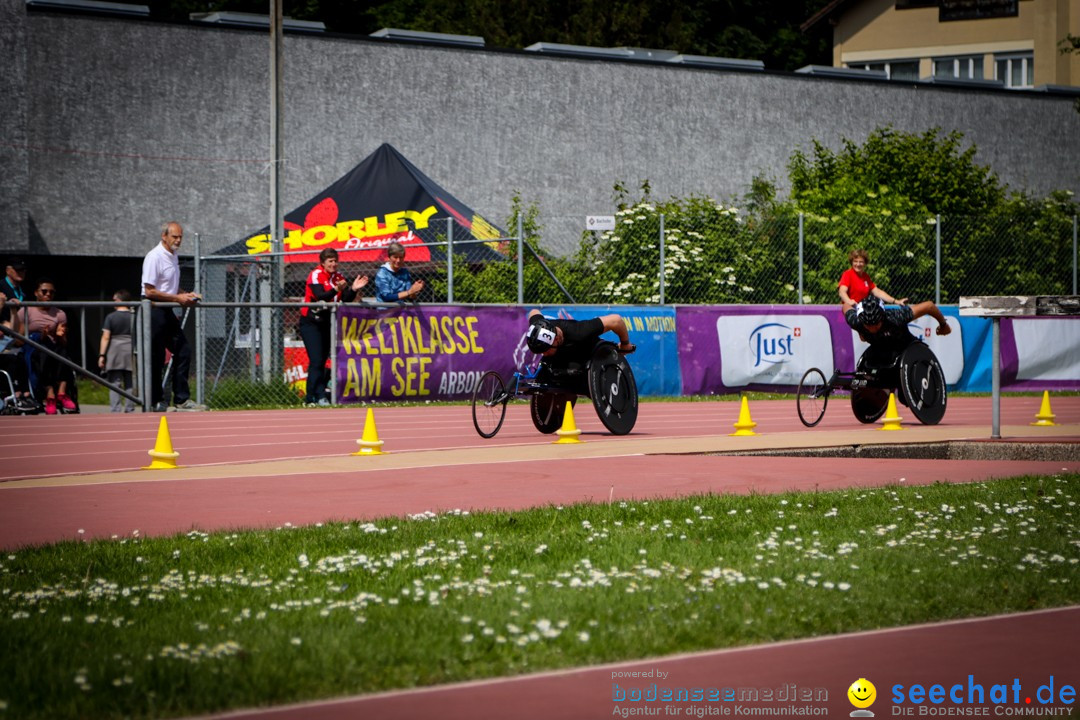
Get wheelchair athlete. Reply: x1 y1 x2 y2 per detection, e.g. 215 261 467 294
526 309 636 365
847 298 951 368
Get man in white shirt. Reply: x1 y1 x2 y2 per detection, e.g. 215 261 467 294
142 221 204 411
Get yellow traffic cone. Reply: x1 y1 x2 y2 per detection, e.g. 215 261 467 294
554 401 583 444
729 395 758 436
143 416 181 470
1031 391 1057 426
879 392 904 431
353 408 385 455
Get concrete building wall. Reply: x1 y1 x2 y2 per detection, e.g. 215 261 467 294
3 5 1079 259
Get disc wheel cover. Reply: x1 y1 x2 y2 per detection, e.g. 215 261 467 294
588 345 638 435
899 342 947 425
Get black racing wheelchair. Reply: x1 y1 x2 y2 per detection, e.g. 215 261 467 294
796 340 947 427
471 341 638 438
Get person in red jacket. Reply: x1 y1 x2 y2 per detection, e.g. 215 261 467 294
299 248 368 407
838 248 905 330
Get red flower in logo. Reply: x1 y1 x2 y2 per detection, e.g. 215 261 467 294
285 197 339 232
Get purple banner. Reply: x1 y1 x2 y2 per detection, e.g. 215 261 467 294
676 305 855 395
335 305 528 402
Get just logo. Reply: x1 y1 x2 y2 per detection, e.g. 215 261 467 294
749 323 796 368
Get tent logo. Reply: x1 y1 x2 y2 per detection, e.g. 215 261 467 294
245 198 439 259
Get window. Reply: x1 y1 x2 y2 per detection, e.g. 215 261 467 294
849 60 919 81
933 56 984 80
995 53 1033 88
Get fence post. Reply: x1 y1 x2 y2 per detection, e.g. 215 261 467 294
517 215 524 305
935 214 942 305
79 307 87 370
140 297 152 411
330 304 338 406
195 233 204 405
447 219 454 304
798 213 804 305
1073 214 1077 295
658 213 665 305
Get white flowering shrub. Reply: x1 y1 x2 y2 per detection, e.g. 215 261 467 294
573 186 802 305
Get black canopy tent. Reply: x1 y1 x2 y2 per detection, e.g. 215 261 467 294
215 143 508 284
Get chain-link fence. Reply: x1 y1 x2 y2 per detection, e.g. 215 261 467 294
516 211 1079 306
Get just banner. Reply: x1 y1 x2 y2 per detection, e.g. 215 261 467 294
676 305 854 395
334 305 527 403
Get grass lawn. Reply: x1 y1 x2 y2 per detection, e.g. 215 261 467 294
2 474 1078 719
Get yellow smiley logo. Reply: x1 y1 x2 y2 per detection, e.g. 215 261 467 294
848 678 877 709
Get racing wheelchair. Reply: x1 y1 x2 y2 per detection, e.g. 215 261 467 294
471 341 638 438
796 340 947 428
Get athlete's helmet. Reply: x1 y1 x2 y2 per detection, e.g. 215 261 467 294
859 299 884 327
526 318 558 354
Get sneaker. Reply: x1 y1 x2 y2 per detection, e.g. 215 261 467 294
172 399 207 412
58 394 77 412
16 396 38 413
152 401 169 412
44 397 57 415
303 401 318 408
317 398 331 407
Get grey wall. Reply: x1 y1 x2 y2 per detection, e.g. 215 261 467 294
3 3 1079 259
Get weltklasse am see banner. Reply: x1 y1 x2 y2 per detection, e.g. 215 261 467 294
333 305 532 403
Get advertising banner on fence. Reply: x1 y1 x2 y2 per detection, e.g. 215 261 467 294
335 305 524 402
676 306 854 395
1003 317 1080 390
537 305 681 397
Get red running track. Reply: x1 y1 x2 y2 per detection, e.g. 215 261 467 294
1 396 1076 482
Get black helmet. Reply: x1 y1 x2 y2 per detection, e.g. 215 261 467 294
526 318 558 353
859 299 884 326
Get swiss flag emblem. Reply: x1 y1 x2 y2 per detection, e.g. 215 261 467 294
794 327 802 337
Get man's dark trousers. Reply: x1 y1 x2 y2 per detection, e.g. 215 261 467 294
150 306 191 407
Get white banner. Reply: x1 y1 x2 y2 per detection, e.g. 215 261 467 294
851 316 964 384
585 215 616 231
1013 318 1080 381
717 315 835 386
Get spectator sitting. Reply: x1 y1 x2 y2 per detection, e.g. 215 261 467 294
374 241 424 303
26 278 76 415
0 291 38 412
98 290 137 413
2 257 27 305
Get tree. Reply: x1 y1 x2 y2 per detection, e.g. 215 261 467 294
113 0 835 71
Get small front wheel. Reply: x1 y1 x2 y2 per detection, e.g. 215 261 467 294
472 371 508 438
797 367 829 427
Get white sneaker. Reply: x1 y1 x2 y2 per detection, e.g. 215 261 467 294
172 399 207 412
317 398 331 407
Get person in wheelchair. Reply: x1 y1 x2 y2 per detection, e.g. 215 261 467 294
847 297 951 369
526 309 635 373
524 309 639 435
1 291 39 413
